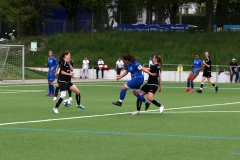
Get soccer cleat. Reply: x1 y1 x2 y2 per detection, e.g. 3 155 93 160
53 97 57 101
132 111 141 115
215 86 218 93
145 102 150 111
159 105 164 114
196 90 202 93
52 108 59 114
184 88 190 92
112 101 122 107
189 89 194 92
49 94 55 97
76 104 85 109
69 97 73 101
46 93 50 96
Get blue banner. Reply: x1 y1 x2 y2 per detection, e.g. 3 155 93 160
213 25 240 32
118 24 189 31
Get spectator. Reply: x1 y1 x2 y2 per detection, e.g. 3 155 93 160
80 57 89 79
229 58 238 83
115 58 124 77
96 57 104 79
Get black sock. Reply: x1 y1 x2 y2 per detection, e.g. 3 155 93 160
136 98 142 111
152 99 161 107
76 94 81 106
54 87 59 97
68 90 72 97
200 84 204 90
212 83 216 87
55 97 63 108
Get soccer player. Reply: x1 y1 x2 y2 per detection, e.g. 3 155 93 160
52 51 85 114
133 55 164 115
196 51 218 93
53 57 74 101
112 54 157 108
80 57 89 78
96 57 104 79
184 54 202 92
45 51 58 96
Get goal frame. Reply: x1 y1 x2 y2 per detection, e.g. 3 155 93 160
0 44 25 83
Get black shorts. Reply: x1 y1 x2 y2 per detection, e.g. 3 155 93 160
202 71 212 78
141 84 158 94
116 68 122 75
59 82 73 91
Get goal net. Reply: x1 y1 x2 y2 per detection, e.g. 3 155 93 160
0 45 25 83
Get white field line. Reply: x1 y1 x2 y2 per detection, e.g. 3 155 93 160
146 111 240 114
0 102 239 126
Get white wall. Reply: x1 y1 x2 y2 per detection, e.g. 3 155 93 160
27 67 233 83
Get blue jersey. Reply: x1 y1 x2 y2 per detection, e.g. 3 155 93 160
193 59 202 70
47 56 58 72
126 61 143 79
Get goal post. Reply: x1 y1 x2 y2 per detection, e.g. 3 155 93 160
0 45 25 83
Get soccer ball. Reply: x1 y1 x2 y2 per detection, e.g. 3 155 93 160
63 99 71 107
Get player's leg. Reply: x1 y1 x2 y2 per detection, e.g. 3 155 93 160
230 72 233 83
196 76 206 93
101 68 104 78
189 73 198 92
147 86 164 113
52 82 67 114
48 71 56 96
185 72 193 92
68 89 72 101
112 84 129 106
53 83 59 101
69 83 85 109
80 68 83 78
85 68 88 78
207 77 218 92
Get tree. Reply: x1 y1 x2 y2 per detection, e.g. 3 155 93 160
206 0 214 32
0 0 57 36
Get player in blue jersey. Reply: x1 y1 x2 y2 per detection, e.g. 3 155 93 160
112 54 157 108
184 54 203 92
45 51 58 96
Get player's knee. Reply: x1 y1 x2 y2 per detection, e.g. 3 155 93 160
60 91 66 99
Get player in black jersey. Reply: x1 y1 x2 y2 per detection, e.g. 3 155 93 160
53 58 73 101
196 51 218 93
133 55 164 115
52 51 85 114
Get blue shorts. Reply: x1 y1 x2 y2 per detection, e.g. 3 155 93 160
47 71 56 82
125 76 144 90
191 69 200 75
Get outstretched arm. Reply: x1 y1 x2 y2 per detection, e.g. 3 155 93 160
116 70 129 80
141 67 157 76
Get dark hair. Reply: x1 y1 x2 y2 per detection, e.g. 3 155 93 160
59 50 70 62
154 55 163 72
196 54 200 57
122 54 136 62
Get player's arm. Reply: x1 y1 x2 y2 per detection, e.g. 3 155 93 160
68 61 73 72
116 70 128 80
158 74 162 92
141 67 156 76
55 65 60 76
61 70 74 76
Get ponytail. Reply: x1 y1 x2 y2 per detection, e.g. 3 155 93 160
154 55 163 73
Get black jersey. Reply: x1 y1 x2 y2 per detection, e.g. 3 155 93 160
204 58 211 72
58 60 72 82
147 64 160 86
58 59 73 67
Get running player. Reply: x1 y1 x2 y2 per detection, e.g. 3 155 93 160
53 58 74 101
184 54 202 92
196 51 218 93
52 51 85 114
112 54 157 108
45 51 58 96
133 55 164 115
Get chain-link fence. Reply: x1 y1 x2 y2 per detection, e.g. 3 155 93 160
1 9 240 36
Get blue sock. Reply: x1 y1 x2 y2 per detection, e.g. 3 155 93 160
137 93 146 103
50 84 54 93
191 83 194 89
120 90 126 101
187 82 190 88
48 84 51 93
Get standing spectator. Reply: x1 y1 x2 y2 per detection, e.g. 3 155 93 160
96 57 104 79
115 58 124 77
229 58 238 83
45 50 58 96
80 57 89 79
